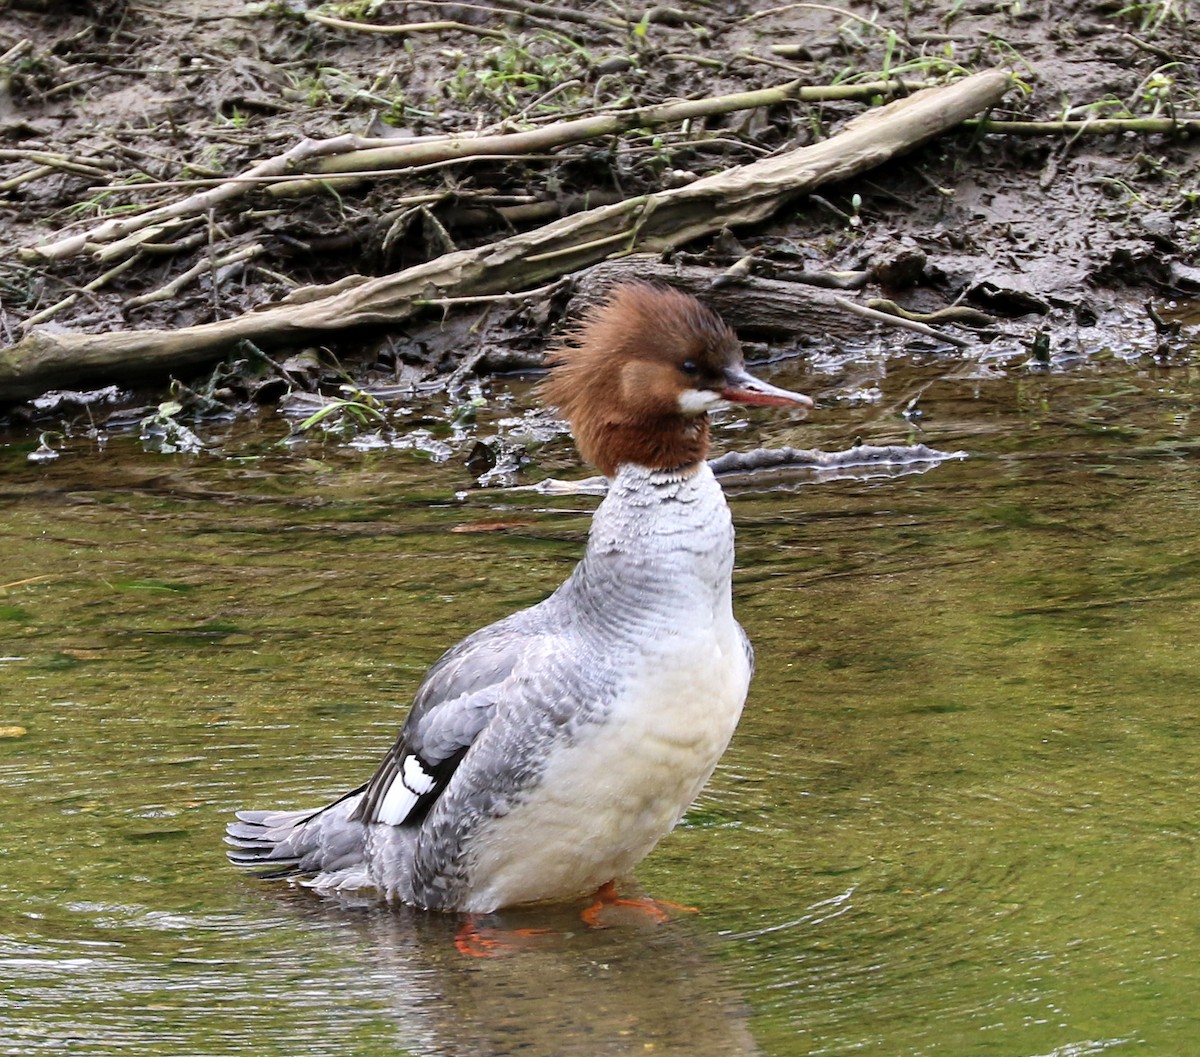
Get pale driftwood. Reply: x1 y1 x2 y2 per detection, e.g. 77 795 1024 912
126 242 266 307
833 296 973 348
22 77 933 264
965 117 1200 135
306 13 508 39
264 77 937 198
0 70 1010 401
23 136 365 263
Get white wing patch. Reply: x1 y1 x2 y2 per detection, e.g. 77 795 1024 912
376 754 437 825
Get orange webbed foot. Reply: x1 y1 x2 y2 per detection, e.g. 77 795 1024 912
581 880 699 929
454 917 553 958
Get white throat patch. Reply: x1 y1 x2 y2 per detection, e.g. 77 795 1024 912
676 389 720 415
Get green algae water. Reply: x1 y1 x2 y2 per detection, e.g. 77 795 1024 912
2 352 1198 1056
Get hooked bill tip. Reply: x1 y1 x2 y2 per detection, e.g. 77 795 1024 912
720 367 813 409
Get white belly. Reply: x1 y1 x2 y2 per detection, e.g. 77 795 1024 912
461 626 751 913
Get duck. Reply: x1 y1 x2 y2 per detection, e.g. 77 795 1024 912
226 281 812 915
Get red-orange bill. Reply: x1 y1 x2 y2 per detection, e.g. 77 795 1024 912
721 365 813 408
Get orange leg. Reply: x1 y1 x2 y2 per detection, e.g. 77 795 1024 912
581 880 699 929
454 917 552 958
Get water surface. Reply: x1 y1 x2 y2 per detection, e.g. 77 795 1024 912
2 349 1199 1055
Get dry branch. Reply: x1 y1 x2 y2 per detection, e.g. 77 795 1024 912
263 77 935 198
22 136 363 263
833 297 973 348
966 117 1200 135
22 255 142 329
306 13 508 39
0 70 1010 402
126 243 266 307
20 76 941 268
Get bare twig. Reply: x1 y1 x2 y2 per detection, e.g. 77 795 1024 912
0 165 55 192
1121 32 1194 63
965 117 1200 135
140 231 211 255
93 219 203 264
266 77 938 197
489 0 627 31
0 149 113 176
127 242 266 307
306 12 507 39
0 148 115 191
22 254 143 328
414 278 570 309
0 39 32 64
22 135 364 262
832 297 973 349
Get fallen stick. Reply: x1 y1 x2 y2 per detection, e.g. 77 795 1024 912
0 148 113 176
0 70 1010 402
126 242 266 308
22 254 142 329
0 165 55 193
21 77 939 267
306 13 508 39
22 135 365 263
965 116 1200 135
833 297 973 348
264 78 934 198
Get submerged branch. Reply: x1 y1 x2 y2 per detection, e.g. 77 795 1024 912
708 442 968 478
533 443 969 494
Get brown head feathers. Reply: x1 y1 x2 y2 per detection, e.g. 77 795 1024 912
541 283 810 477
541 283 740 477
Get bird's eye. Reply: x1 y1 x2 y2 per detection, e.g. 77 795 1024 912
680 360 699 376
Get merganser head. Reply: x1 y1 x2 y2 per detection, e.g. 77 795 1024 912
542 282 813 477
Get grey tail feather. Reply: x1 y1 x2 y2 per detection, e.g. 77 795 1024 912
225 808 319 876
225 784 367 878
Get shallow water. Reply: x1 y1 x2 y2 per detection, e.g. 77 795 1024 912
2 347 1199 1056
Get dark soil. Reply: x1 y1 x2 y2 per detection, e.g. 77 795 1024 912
1 0 1198 439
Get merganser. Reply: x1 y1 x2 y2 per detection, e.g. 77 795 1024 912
226 282 812 913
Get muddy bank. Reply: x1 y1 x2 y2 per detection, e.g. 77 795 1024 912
0 0 1197 447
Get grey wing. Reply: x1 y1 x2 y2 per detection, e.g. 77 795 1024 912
352 609 561 828
738 621 755 678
